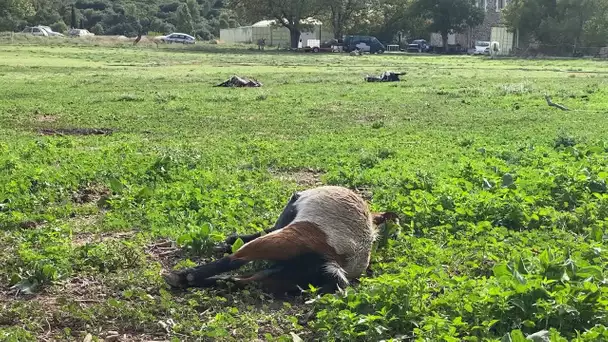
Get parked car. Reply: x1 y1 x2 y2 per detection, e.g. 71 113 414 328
407 39 431 53
68 29 94 37
38 26 64 37
21 26 49 36
472 41 491 55
343 35 385 53
160 33 196 44
302 38 340 53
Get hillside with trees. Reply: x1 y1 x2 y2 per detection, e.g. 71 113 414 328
0 0 240 38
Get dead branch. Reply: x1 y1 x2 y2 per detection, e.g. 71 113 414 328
545 95 569 111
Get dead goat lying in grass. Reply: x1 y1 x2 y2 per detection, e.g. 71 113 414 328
163 186 399 295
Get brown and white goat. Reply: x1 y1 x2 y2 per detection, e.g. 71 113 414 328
163 185 398 294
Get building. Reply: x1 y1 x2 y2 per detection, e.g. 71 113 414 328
428 1 515 55
468 0 516 55
471 0 509 41
219 18 332 48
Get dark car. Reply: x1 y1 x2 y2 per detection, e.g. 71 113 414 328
407 39 431 53
343 35 385 54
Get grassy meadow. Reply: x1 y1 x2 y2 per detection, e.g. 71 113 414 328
1 42 608 341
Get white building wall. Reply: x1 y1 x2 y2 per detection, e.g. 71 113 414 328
221 24 332 47
220 26 253 43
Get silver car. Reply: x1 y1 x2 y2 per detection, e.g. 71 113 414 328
161 33 196 44
39 26 64 37
68 29 95 37
21 26 64 37
21 26 49 36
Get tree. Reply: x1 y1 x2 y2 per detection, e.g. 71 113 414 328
0 0 34 18
30 0 63 27
348 0 427 44
227 0 324 48
0 0 35 30
70 4 76 28
186 0 201 22
582 1 608 48
411 0 484 51
50 20 68 33
176 3 195 35
0 0 233 39
326 0 366 39
503 0 608 55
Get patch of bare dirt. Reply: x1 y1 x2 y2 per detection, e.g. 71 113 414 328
39 128 115 136
355 114 387 123
5 275 171 342
72 183 111 205
48 276 112 305
74 333 170 342
72 231 137 247
35 115 59 123
271 168 324 187
67 214 103 230
0 287 10 304
18 219 47 229
145 239 183 269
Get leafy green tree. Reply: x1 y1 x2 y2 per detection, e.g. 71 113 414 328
325 0 367 39
70 4 76 28
30 0 63 26
1 0 233 39
90 22 104 35
50 20 67 33
176 3 194 35
582 1 608 48
186 0 201 23
348 0 427 43
503 0 608 55
0 0 35 30
411 0 483 51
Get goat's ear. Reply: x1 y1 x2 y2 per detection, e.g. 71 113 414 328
372 212 400 225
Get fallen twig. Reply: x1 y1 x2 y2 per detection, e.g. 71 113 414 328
74 299 103 303
158 250 179 257
545 95 569 111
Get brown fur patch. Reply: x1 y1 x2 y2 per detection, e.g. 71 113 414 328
231 221 346 266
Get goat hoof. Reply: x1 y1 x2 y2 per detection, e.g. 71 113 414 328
213 242 231 255
223 235 238 245
162 271 188 288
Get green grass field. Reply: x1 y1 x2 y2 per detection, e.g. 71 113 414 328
1 43 608 341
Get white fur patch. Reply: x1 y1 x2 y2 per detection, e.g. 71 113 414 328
324 261 349 287
490 41 500 57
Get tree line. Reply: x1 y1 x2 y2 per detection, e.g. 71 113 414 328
2 0 607 55
229 0 608 52
503 0 608 55
0 0 240 39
